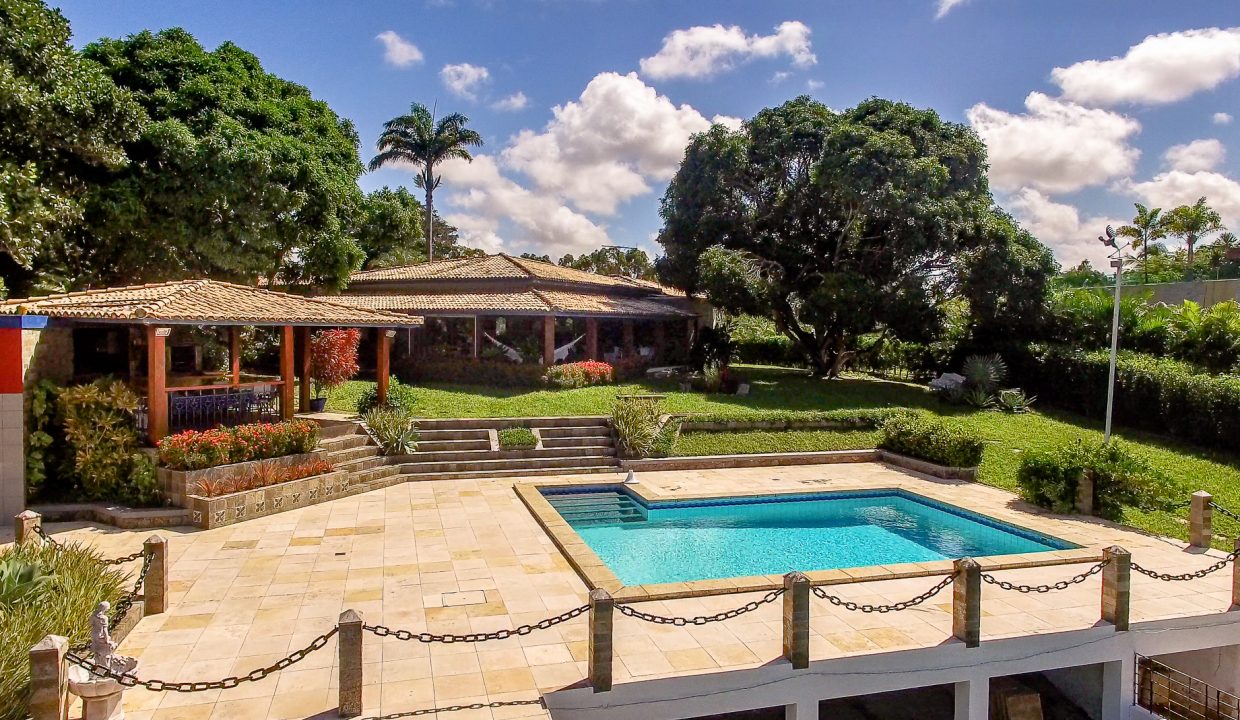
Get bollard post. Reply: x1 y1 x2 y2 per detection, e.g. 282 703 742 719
338 609 363 717
782 572 810 669
1191 491 1213 548
953 558 981 648
143 535 168 615
16 510 42 545
1075 472 1095 516
28 635 68 720
1231 539 1240 611
588 588 614 692
1102 546 1131 631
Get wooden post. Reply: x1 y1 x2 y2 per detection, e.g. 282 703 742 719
622 320 635 358
1191 491 1213 548
28 635 68 720
297 326 312 413
782 572 810 669
588 588 613 692
1102 546 1131 631
15 510 41 545
229 326 241 385
543 315 555 366
953 558 981 648
653 321 666 364
338 609 364 716
376 329 392 406
473 316 482 359
146 326 168 443
143 535 169 615
586 318 599 361
279 326 294 420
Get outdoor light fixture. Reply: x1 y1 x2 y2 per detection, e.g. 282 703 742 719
1098 226 1123 445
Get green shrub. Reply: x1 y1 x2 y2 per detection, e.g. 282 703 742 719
687 408 909 428
612 396 664 458
363 408 418 455
498 427 537 449
543 361 614 389
397 358 546 387
24 380 65 500
651 417 682 457
0 540 128 720
356 380 418 414
878 412 984 468
1017 440 1184 520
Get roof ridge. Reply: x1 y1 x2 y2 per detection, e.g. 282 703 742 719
498 253 539 278
0 279 202 311
352 256 476 279
136 279 211 318
202 280 421 323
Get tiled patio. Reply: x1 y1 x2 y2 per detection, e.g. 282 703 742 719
24 463 1239 720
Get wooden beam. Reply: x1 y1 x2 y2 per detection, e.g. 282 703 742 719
146 326 168 443
473 316 481 359
586 318 599 361
279 326 294 420
543 316 555 366
229 326 241 385
622 320 635 358
297 326 312 413
377 329 391 406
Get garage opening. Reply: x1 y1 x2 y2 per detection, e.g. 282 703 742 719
1139 650 1240 719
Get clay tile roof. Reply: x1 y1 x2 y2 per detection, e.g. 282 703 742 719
535 290 694 317
0 280 423 327
347 254 637 289
332 292 552 314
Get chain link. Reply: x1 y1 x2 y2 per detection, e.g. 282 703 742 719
357 699 546 719
811 574 954 613
616 589 784 625
365 604 588 643
1132 551 1238 582
980 559 1109 593
101 549 147 566
33 524 147 566
66 627 338 692
1211 501 1240 525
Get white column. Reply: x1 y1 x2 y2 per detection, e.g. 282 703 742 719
955 678 989 720
1102 657 1132 720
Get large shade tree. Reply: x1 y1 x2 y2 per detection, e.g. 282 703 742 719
368 104 483 263
559 247 658 280
658 96 1019 377
352 187 479 268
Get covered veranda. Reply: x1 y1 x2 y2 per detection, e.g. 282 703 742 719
0 280 422 442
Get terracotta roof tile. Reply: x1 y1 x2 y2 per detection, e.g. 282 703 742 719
534 290 693 317
0 280 423 327
332 292 551 313
348 254 638 289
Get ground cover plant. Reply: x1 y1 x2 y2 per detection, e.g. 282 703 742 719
498 427 538 449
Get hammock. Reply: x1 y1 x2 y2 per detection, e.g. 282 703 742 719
483 332 524 363
554 335 585 363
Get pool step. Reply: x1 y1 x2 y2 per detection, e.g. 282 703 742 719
546 491 647 525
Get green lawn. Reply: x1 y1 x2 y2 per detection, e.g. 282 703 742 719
326 365 1240 548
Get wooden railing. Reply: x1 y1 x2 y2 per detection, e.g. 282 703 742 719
138 382 283 435
1137 655 1239 720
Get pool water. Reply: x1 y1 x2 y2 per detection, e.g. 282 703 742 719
543 488 1075 586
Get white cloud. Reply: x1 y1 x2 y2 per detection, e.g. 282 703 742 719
1215 112 1234 125
1051 28 1240 107
935 0 972 19
1163 139 1226 173
501 71 719 215
1006 188 1123 267
770 71 792 85
1125 170 1240 234
639 21 816 81
375 31 423 67
712 114 744 132
967 92 1141 194
491 91 529 112
440 63 490 100
806 79 824 91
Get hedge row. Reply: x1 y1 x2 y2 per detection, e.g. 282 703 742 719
685 407 910 428
734 337 806 367
1010 345 1240 452
395 357 651 388
878 412 985 468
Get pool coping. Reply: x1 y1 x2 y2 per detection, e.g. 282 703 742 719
514 479 1107 603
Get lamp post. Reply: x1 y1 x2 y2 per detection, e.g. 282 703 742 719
1098 226 1123 445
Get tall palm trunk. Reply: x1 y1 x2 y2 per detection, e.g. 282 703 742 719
424 182 434 264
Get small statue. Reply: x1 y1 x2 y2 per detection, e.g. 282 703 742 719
89 602 137 675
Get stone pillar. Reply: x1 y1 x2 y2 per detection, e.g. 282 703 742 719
279 326 294 420
588 588 613 692
376 329 393 406
338 609 363 717
143 535 168 616
586 318 599 361
622 320 635 358
1102 546 1131 631
543 316 555 366
782 572 810 669
15 510 41 545
145 326 168 443
472 316 481 359
1191 491 1213 548
1075 471 1095 515
29 635 68 720
1232 538 1240 610
229 326 242 385
297 326 312 412
953 558 981 648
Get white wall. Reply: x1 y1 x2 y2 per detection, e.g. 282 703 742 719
1156 645 1240 696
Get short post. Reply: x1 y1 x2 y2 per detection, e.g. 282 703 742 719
953 558 981 648
588 588 614 692
1102 546 1131 631
782 572 810 669
15 510 42 545
1191 491 1213 548
338 609 363 717
143 535 168 615
1075 471 1095 516
28 635 68 720
1231 539 1240 611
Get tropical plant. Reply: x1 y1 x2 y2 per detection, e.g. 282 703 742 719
0 558 54 610
995 388 1037 414
689 322 737 372
612 396 664 458
355 380 418 414
963 386 996 409
309 328 361 398
364 407 418 455
1165 197 1225 271
961 354 1007 394
1115 203 1166 284
498 427 537 450
367 103 483 263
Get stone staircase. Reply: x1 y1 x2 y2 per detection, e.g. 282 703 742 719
316 416 620 484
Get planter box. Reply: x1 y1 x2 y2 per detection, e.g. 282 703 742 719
185 470 350 529
157 450 327 508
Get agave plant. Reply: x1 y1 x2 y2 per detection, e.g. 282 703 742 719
962 354 1007 393
996 388 1037 414
364 408 418 455
0 558 54 610
963 387 996 409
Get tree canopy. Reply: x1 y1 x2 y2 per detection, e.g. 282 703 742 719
558 247 657 280
352 187 479 269
657 96 1037 376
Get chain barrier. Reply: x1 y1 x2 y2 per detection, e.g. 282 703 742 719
1211 501 1240 525
66 627 338 692
1132 551 1238 582
980 559 1109 593
616 589 784 626
357 699 545 719
365 604 588 643
33 523 146 566
811 574 954 613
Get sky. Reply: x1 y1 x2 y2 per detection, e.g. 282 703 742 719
53 0 1240 270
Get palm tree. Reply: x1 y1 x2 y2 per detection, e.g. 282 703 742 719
1115 203 1164 284
1164 197 1224 272
368 104 483 263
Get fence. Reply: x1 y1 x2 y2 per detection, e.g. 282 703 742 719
20 497 1240 719
1136 654 1240 720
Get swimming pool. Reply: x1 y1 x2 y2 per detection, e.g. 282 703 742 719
541 488 1075 585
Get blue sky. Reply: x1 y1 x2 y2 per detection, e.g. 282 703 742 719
55 0 1240 268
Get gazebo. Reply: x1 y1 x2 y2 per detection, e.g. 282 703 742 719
323 254 706 366
0 280 422 443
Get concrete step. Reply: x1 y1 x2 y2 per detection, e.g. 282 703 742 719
335 456 386 473
400 465 621 482
540 436 616 449
396 455 619 475
404 447 616 464
416 438 492 452
327 445 382 464
415 428 491 441
414 416 609 431
538 426 611 440
317 422 364 439
352 465 401 484
320 434 369 451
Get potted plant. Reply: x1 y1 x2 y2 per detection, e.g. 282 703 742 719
308 328 361 412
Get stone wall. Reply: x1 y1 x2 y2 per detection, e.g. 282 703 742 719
1111 278 1240 308
21 325 73 389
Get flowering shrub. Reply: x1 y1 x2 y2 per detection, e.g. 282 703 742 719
158 420 320 470
544 361 615 389
192 457 335 497
310 328 360 397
